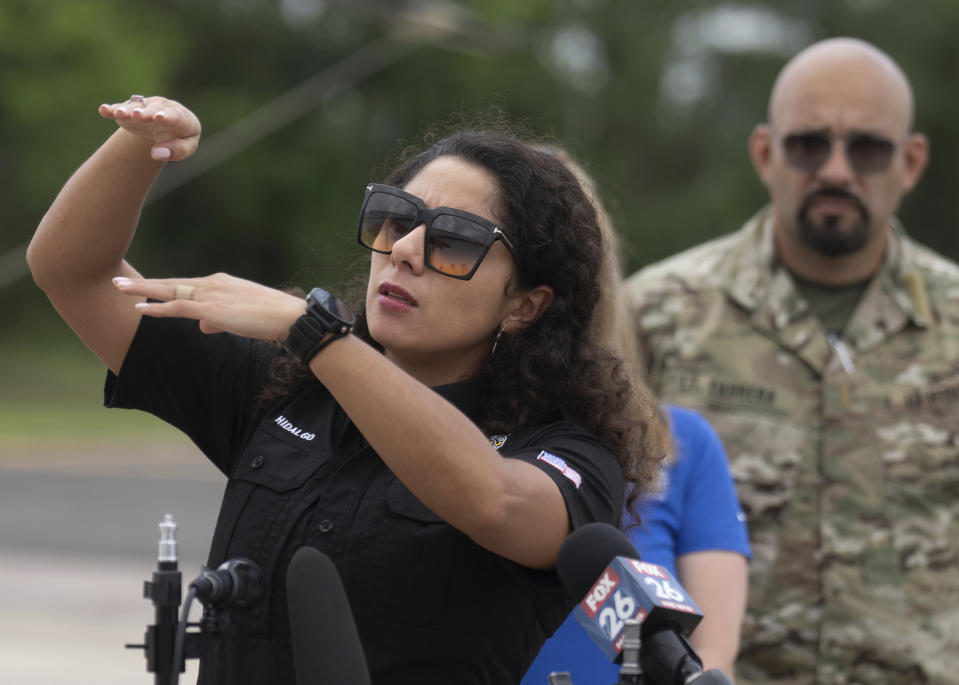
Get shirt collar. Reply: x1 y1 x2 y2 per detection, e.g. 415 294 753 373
330 377 486 447
879 219 934 328
431 377 487 424
722 206 932 329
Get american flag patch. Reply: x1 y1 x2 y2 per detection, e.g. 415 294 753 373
536 450 582 488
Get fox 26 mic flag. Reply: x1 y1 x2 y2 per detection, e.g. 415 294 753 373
573 556 703 662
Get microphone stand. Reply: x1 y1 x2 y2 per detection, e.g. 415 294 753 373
547 617 732 685
125 514 184 685
126 515 225 685
613 619 733 685
616 620 643 684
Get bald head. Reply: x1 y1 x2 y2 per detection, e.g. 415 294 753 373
768 38 915 135
750 38 930 285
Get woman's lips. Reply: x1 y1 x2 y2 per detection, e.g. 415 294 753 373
377 282 418 311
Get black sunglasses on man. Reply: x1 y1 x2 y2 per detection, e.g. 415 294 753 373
773 129 902 174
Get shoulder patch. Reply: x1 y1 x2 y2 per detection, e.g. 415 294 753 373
537 450 582 488
489 434 509 450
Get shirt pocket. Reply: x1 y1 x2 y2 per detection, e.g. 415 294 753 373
867 385 959 616
655 369 809 520
655 369 814 613
873 382 959 503
348 477 487 631
233 422 328 489
384 478 445 523
214 422 330 567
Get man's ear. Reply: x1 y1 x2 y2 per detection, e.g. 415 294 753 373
748 123 775 187
502 285 554 332
901 132 929 193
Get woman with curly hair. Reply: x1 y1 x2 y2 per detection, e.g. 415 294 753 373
522 148 750 684
27 95 669 685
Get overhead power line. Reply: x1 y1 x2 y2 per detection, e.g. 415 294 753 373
2 0 528 293
0 42 410 292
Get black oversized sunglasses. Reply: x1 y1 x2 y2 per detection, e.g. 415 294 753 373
774 130 901 174
357 183 518 280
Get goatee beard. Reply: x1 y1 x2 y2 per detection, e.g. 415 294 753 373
796 188 872 257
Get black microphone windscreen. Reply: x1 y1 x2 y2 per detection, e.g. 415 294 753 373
286 546 371 685
556 522 640 600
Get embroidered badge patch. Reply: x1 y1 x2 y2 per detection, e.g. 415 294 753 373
489 434 509 450
537 450 582 488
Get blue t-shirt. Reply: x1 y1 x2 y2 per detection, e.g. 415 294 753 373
521 405 751 685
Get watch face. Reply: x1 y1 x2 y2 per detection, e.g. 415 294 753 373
311 288 355 326
331 296 355 325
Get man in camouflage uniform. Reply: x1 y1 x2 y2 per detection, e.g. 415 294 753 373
627 38 959 684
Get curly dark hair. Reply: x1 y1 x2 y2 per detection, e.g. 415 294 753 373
261 128 669 524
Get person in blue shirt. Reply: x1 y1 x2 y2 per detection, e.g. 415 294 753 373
521 404 751 685
523 149 751 684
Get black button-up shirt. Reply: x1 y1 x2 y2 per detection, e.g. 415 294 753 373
106 316 625 685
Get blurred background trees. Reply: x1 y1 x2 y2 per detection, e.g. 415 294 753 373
2 0 958 345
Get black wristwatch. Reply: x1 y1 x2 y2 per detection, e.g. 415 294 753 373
283 287 356 364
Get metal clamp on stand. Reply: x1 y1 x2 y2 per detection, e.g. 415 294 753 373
617 619 643 684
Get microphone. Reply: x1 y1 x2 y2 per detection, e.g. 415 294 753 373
189 558 264 608
557 523 732 685
557 522 643 604
286 546 371 685
558 523 702 654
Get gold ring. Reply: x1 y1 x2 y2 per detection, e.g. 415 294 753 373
129 94 146 107
174 284 195 301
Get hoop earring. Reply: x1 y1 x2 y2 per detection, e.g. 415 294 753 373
491 328 504 358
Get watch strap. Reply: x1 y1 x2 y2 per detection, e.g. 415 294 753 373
283 289 354 364
300 329 350 362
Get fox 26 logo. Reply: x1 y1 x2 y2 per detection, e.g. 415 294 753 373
582 566 687 641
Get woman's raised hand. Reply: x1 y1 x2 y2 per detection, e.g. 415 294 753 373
98 95 201 161
113 273 308 343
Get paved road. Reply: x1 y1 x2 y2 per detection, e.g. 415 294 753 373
0 437 224 685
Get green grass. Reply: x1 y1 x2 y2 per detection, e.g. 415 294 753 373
0 332 182 443
0 402 180 441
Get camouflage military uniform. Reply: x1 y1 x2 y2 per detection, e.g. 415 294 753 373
626 207 959 684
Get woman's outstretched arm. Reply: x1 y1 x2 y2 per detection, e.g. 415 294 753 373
113 273 576 570
27 97 200 373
